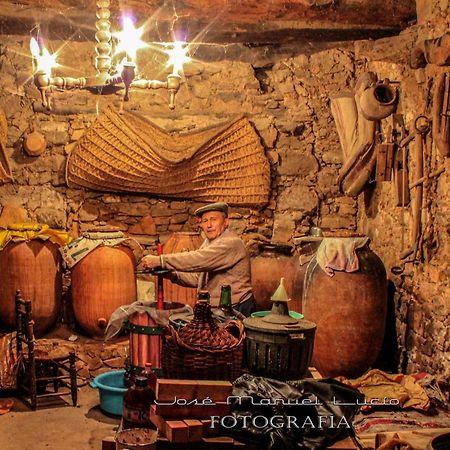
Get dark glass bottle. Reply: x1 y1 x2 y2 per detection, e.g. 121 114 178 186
197 289 210 304
219 285 233 317
122 376 155 430
142 363 157 392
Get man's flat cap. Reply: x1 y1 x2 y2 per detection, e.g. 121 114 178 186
194 202 229 217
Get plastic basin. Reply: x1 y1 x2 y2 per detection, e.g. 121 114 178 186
90 369 126 416
251 310 304 320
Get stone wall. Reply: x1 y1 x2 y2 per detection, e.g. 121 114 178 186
0 0 448 378
355 0 450 379
0 36 357 251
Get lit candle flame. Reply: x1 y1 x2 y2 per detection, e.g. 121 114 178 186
30 37 40 57
166 41 191 75
29 37 58 75
114 16 146 61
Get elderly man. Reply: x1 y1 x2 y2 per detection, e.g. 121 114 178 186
140 202 256 316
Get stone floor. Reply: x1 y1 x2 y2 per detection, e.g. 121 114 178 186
0 385 120 450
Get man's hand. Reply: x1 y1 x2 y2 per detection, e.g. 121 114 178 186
139 255 161 270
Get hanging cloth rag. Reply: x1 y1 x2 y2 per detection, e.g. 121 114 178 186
316 236 369 277
104 300 192 341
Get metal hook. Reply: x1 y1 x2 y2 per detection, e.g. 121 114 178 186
414 114 431 134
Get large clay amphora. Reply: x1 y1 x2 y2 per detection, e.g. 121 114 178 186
0 240 62 337
302 239 387 378
163 232 203 307
71 245 137 338
251 243 302 313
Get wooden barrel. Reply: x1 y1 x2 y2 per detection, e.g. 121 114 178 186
302 241 387 378
71 245 137 338
250 243 303 313
163 232 203 307
0 240 61 337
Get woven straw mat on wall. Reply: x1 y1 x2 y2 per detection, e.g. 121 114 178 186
66 107 270 206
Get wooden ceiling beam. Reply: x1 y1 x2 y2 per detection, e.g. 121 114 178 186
0 0 416 44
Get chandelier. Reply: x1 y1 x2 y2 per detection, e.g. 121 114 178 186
29 0 191 110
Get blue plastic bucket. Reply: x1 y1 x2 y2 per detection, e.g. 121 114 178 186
90 369 126 416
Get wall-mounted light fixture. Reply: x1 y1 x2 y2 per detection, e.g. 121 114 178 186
30 0 191 110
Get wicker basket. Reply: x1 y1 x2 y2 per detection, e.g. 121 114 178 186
66 107 270 206
161 302 245 381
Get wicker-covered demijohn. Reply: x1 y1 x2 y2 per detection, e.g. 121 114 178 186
161 301 245 381
66 106 270 206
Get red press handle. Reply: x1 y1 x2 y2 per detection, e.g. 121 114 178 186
156 244 164 310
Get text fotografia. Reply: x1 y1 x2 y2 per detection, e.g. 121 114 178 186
210 414 351 430
154 395 400 407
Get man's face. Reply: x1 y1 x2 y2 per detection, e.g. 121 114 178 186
199 211 229 240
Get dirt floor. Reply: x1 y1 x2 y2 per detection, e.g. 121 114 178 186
1 383 450 450
1 324 449 450
0 385 120 450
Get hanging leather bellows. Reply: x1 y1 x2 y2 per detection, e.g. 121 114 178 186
359 79 398 121
330 72 377 197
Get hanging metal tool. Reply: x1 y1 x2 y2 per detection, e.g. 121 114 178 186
391 79 444 274
391 115 410 207
400 115 431 262
391 117 417 274
432 72 450 157
375 124 395 182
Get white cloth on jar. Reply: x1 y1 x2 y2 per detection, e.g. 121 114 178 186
316 237 369 277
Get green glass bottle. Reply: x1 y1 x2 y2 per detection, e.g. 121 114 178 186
219 285 233 317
